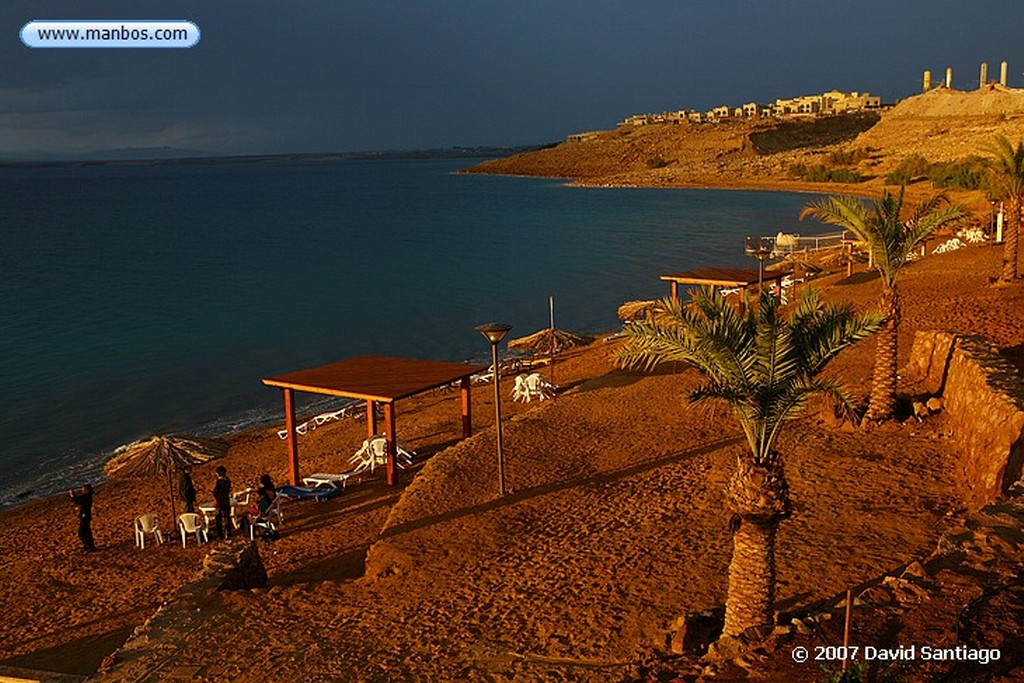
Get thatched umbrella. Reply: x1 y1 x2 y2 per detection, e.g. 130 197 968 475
617 299 660 323
105 435 228 522
507 327 595 356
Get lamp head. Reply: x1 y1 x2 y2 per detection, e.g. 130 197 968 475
475 322 512 345
745 236 772 261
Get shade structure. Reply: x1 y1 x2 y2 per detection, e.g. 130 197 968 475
660 267 786 312
507 328 594 356
105 435 228 478
263 355 487 486
105 434 229 521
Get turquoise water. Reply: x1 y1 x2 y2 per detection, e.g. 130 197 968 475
0 158 820 506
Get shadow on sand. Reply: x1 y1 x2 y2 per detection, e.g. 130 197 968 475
380 436 744 540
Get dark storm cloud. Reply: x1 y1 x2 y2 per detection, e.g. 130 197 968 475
2 0 1021 158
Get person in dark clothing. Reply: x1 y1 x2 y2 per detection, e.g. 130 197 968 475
179 465 197 514
212 466 232 539
69 484 96 552
259 473 276 497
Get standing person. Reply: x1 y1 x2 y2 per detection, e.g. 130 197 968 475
69 484 96 552
212 466 232 539
179 465 197 514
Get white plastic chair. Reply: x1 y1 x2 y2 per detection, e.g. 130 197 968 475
349 436 415 475
134 514 164 548
511 373 556 402
511 374 529 402
525 373 556 400
178 513 208 548
248 496 283 540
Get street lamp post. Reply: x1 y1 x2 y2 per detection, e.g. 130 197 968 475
744 235 773 292
475 322 512 495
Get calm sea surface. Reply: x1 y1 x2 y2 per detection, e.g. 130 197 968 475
0 158 821 506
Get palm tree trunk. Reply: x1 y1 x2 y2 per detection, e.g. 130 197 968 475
723 518 777 636
866 287 899 421
1001 195 1020 282
722 451 789 637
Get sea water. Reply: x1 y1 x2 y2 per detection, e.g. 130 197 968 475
0 157 820 506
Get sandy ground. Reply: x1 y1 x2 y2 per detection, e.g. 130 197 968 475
0 243 1022 682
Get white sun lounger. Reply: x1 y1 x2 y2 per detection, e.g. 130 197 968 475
301 472 352 490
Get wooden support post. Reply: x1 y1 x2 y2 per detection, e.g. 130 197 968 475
670 281 678 302
737 287 746 315
460 377 472 438
383 401 397 486
283 388 300 485
367 399 378 438
846 243 854 278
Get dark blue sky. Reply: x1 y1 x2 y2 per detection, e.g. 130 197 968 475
2 1 1022 159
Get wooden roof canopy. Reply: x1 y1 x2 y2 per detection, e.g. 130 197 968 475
263 355 486 402
263 355 487 486
659 267 785 289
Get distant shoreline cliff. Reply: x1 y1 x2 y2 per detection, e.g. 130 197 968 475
463 87 1024 206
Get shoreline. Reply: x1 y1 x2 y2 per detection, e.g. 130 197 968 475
464 165 989 210
1 244 1022 679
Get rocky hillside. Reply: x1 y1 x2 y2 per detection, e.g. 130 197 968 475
854 85 1024 166
464 87 1024 198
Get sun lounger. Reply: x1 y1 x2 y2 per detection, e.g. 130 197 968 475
278 483 343 501
277 421 311 439
301 472 351 490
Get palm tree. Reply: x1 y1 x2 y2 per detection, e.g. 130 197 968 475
617 287 881 637
984 135 1024 282
800 188 964 420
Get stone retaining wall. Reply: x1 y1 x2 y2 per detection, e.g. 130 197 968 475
91 541 266 682
904 331 1024 509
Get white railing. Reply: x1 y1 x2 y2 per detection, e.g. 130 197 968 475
762 231 847 256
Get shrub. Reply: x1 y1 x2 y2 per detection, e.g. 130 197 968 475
885 154 931 185
646 155 670 169
828 147 870 166
927 156 989 191
790 163 861 183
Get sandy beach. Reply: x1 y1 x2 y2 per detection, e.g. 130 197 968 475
1 233 1022 681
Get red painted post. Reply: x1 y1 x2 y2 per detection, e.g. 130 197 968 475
367 399 378 438
383 402 397 486
283 388 300 485
460 377 472 438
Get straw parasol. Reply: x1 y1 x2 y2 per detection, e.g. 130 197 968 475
617 299 660 323
507 328 594 355
105 434 228 522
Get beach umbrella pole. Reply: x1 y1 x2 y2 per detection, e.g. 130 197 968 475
549 295 556 386
167 469 178 524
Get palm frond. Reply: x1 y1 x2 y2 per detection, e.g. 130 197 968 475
617 285 880 460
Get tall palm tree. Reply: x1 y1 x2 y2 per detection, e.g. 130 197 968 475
984 135 1024 282
800 188 964 420
618 287 881 637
